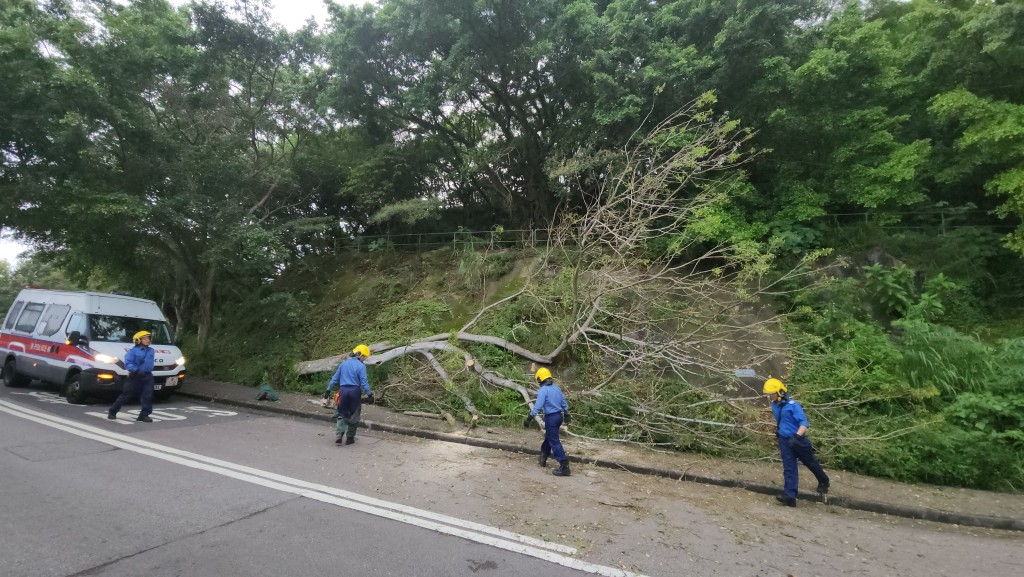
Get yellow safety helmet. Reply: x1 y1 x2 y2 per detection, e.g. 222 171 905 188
762 378 787 395
535 367 552 382
353 344 371 358
132 330 152 344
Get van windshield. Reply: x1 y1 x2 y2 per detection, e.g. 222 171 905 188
88 315 173 345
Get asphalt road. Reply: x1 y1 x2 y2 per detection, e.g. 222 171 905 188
3 385 1024 577
0 389 625 577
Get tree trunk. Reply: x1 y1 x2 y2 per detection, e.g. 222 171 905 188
196 264 217 351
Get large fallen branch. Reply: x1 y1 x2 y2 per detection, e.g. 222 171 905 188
294 341 394 374
299 340 534 417
418 350 480 417
295 297 602 376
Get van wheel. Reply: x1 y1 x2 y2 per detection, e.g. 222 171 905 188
65 373 87 404
3 359 31 388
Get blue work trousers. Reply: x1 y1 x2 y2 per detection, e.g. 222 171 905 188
109 372 154 418
540 412 567 463
335 385 362 439
778 435 829 499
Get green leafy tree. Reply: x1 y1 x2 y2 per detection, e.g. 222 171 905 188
0 1 329 346
877 0 1024 252
323 0 605 226
749 3 930 237
929 90 1024 253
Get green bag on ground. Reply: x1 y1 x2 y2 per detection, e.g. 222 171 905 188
256 383 279 401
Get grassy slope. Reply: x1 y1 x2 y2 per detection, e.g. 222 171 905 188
189 231 1024 490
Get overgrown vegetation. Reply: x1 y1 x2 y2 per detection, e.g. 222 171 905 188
782 226 1024 490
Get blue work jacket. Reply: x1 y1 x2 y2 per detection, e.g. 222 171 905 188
530 380 569 417
327 357 371 396
772 398 810 437
124 345 155 373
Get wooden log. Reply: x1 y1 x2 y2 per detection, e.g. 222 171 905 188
403 411 445 420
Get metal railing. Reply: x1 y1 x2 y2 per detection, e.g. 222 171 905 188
341 228 553 252
335 209 1012 253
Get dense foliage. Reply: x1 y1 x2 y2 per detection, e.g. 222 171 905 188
2 0 1023 490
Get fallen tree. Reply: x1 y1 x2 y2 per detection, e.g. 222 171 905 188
296 95 832 447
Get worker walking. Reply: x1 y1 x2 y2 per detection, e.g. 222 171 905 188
764 378 829 506
524 367 572 476
325 344 374 445
107 331 155 422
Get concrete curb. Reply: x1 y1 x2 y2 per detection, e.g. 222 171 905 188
179 390 1024 533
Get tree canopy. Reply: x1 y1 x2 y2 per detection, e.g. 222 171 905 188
4 0 1022 330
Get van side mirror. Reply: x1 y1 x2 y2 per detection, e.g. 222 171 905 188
66 331 88 347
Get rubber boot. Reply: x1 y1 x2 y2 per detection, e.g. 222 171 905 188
335 433 344 445
345 436 356 445
552 461 571 477
775 494 796 507
538 454 548 467
816 482 829 494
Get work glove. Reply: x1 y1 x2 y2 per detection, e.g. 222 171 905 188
562 411 572 425
364 394 375 405
788 435 801 447
523 416 533 428
322 390 331 400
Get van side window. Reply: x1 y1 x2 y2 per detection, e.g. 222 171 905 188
66 313 87 338
14 302 45 333
4 300 25 330
38 304 71 337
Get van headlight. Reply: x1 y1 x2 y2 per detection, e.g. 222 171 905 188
175 356 186 366
95 353 119 364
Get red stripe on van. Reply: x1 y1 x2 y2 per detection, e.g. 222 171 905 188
0 333 95 363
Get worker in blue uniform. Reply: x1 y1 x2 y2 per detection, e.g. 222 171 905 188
524 367 572 476
108 331 155 422
325 344 374 445
765 378 829 506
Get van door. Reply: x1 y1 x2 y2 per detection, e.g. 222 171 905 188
12 302 46 380
35 303 71 383
66 313 87 344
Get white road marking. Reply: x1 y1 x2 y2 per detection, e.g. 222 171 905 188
182 406 238 417
84 409 195 423
147 410 187 421
11 391 69 404
12 393 238 420
0 399 648 577
85 411 136 424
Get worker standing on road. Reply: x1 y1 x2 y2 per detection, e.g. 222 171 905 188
107 331 155 423
524 367 572 476
325 344 374 445
765 378 829 506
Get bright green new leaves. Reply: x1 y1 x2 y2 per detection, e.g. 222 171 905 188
930 89 1024 253
754 5 930 225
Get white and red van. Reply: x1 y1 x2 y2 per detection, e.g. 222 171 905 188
1 288 187 403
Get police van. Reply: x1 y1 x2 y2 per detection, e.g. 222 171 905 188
1 288 186 403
